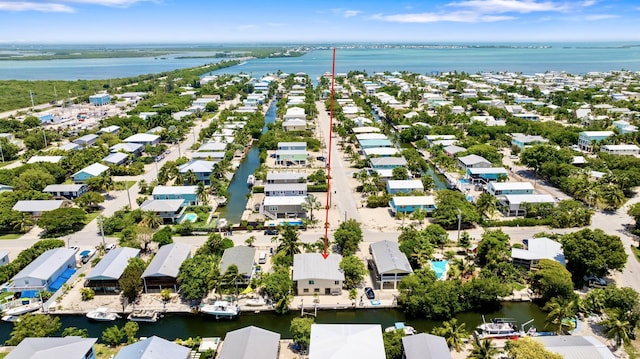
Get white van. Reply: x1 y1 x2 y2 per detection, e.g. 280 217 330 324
258 252 267 264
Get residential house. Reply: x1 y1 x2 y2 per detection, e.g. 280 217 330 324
138 112 158 120
123 133 161 146
386 180 424 194
115 336 190 359
277 142 307 151
500 194 555 217
511 237 565 270
26 155 63 164
275 150 307 166
97 125 120 135
487 182 534 196
142 243 191 293
601 144 640 156
613 119 638 134
218 326 280 359
86 247 140 293
147 126 165 135
102 152 129 166
7 248 76 292
425 135 456 146
0 184 12 193
219 246 256 285
110 143 144 156
7 337 97 359
89 93 111 106
309 324 385 359
389 196 436 216
511 133 549 148
363 147 400 158
402 333 452 359
140 199 186 224
73 134 99 148
261 196 306 219
466 167 508 183
178 160 216 185
578 131 614 152
457 154 492 170
355 133 387 141
264 183 307 197
0 251 9 267
59 142 81 151
266 171 307 184
12 200 68 218
152 186 198 206
282 119 307 131
198 142 227 152
369 240 413 289
370 157 408 170
352 126 381 134
73 162 109 182
191 151 225 161
359 139 393 149
535 336 615 359
43 184 88 199
443 145 467 157
293 253 344 296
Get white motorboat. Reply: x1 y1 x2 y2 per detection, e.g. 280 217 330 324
127 310 161 323
200 301 239 319
474 317 535 340
245 298 266 307
247 175 255 186
1 315 20 322
384 322 417 335
86 307 119 322
4 302 41 316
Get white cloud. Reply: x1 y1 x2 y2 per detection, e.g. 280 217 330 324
581 0 597 6
0 1 74 12
447 0 566 14
370 11 515 23
583 13 618 20
330 8 362 18
61 0 155 6
236 24 258 31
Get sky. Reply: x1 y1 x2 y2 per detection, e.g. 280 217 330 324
0 0 639 44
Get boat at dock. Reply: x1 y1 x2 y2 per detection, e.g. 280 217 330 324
1 315 20 322
385 322 417 335
200 301 239 319
3 302 41 316
127 310 161 323
86 307 119 322
245 298 266 307
474 317 535 340
247 174 255 187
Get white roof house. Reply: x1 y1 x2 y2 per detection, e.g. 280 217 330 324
142 243 191 280
512 237 565 268
26 155 64 164
363 147 400 157
293 253 344 282
73 162 109 179
152 186 198 196
262 196 306 207
356 133 387 141
110 143 143 154
535 335 615 359
309 324 385 359
502 194 555 205
103 152 129 165
140 199 185 213
12 200 66 216
458 154 492 168
352 126 381 134
386 180 424 192
218 326 280 359
178 160 215 174
402 333 452 359
391 196 436 207
98 125 120 134
7 337 97 359
9 248 76 291
198 142 227 152
115 336 190 359
87 247 140 281
123 133 160 145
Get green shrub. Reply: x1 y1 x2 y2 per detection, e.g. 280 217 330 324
80 288 95 301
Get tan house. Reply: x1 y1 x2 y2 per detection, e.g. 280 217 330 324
293 253 344 296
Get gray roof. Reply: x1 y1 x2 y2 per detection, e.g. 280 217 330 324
152 186 198 196
535 335 615 359
12 200 65 213
74 162 109 177
26 155 64 164
142 243 191 279
110 143 143 153
7 337 97 359
198 142 227 151
402 333 452 359
87 247 140 281
370 157 408 167
293 253 344 281
115 336 190 359
370 240 413 275
43 184 86 193
140 199 184 212
443 145 467 154
103 152 128 164
178 160 215 174
219 326 280 359
264 183 307 192
220 246 256 275
266 171 307 181
310 324 385 359
74 134 99 144
12 248 76 282
458 154 491 166
511 237 565 264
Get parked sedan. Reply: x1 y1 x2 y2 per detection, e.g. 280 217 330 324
264 229 279 236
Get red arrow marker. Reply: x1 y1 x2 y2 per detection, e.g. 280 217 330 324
322 48 336 260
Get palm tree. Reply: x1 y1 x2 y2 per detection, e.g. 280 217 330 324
410 208 427 227
277 225 303 258
302 194 323 221
600 309 633 348
184 170 197 185
475 193 499 220
544 297 577 334
207 263 223 299
196 182 208 205
245 236 256 247
140 211 163 229
431 318 469 352
467 337 499 359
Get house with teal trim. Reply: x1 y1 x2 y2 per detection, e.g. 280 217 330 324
277 142 307 151
370 157 407 170
359 139 393 149
152 185 198 205
7 337 97 359
73 162 109 183
89 93 111 106
466 167 508 183
386 180 424 194
363 147 400 158
487 181 534 196
389 196 436 216
511 133 549 148
275 150 307 166
178 160 215 185
613 120 638 134
578 131 614 152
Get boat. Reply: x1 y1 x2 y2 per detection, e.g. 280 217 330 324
200 301 239 319
127 310 161 322
3 302 41 316
245 298 266 307
474 317 535 340
1 315 20 322
247 174 255 187
385 322 417 335
86 307 119 322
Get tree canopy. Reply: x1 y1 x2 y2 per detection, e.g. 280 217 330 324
6 314 61 345
333 219 363 256
561 229 627 282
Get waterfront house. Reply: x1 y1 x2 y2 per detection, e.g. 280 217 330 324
282 118 307 131
352 126 381 134
284 106 306 120
535 336 615 359
601 144 640 156
402 333 452 359
356 133 387 141
261 196 306 219
511 237 565 270
425 135 456 146
178 160 216 185
198 142 227 152
0 251 9 267
370 157 408 170
110 142 144 156
59 142 81 151
123 133 161 146
115 336 190 359
12 200 68 218
386 180 424 194
73 134 99 148
98 125 120 135
309 324 385 359
86 247 140 293
102 152 129 166
89 93 111 106
444 145 467 157
43 184 88 199
140 199 186 224
7 248 76 292
389 196 436 216
26 155 63 164
277 142 307 151
466 167 508 183
363 147 400 158
359 139 393 149
499 194 555 217
73 162 109 183
275 150 307 166
142 243 191 293
511 133 549 148
219 246 256 285
369 240 413 289
578 131 614 152
152 185 198 205
613 119 638 134
7 337 97 359
457 154 492 170
191 151 225 161
293 253 344 296
218 326 280 359
266 171 307 184
264 183 307 197
487 182 534 196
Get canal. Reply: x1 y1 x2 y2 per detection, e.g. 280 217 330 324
0 302 546 343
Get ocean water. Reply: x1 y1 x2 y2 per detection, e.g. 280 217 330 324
0 43 639 81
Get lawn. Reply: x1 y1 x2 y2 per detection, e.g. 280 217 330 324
631 245 640 263
0 233 23 240
114 181 136 190
84 212 101 225
0 160 17 168
94 344 121 359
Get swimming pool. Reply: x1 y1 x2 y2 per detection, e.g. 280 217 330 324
430 260 449 280
181 213 198 223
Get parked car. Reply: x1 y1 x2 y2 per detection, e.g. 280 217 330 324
69 246 80 253
79 249 96 264
105 243 117 252
584 275 608 288
364 287 375 300
264 229 279 236
316 156 326 162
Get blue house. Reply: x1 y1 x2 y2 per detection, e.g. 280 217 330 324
178 160 215 185
466 167 508 183
389 196 436 216
152 185 198 206
511 133 548 148
487 181 534 196
359 139 393 149
386 180 424 194
38 113 54 123
578 131 614 152
89 93 111 106
277 142 307 151
73 162 109 183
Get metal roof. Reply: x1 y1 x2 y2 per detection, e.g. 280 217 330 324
142 243 191 279
503 194 555 205
74 134 98 143
7 337 97 359
218 326 280 359
264 183 307 192
12 200 65 212
277 142 307 148
115 336 190 359
402 334 452 359
467 167 508 174
355 133 387 140
262 196 306 206
43 184 86 193
152 186 197 196
26 155 63 164
12 248 75 282
140 199 185 212
370 240 413 275
266 171 307 181
198 142 227 151
370 157 407 166
220 246 256 275
363 147 400 156
458 154 491 166
178 160 215 174
391 196 435 206
511 237 565 264
293 253 344 281
387 180 424 190
535 335 615 359
87 247 140 281
488 182 534 191
74 162 109 177
103 152 128 164
309 324 385 359
123 133 160 143
110 143 143 153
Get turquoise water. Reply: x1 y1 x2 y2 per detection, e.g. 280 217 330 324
181 212 198 223
431 260 449 280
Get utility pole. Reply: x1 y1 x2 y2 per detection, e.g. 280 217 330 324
98 215 106 247
125 184 132 208
0 141 4 163
42 130 48 148
457 208 462 242
29 90 35 109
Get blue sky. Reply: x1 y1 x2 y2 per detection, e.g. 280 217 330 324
0 0 639 43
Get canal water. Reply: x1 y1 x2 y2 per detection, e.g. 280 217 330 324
0 302 546 343
217 101 276 224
